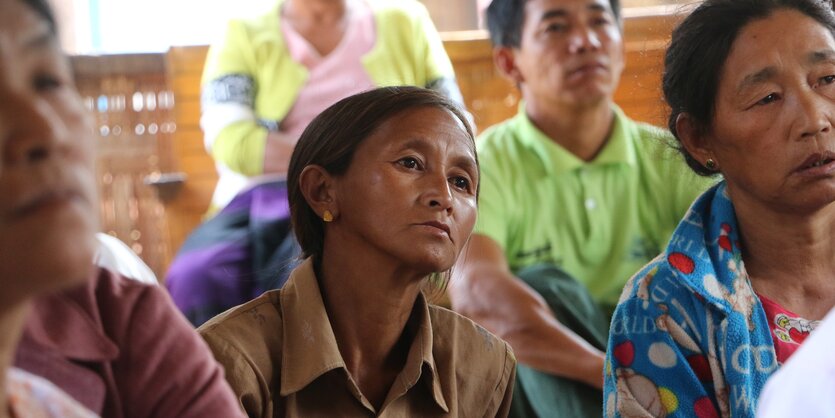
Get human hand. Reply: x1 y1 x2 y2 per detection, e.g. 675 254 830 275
263 131 297 175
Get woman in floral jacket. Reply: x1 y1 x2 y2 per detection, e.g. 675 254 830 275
605 0 835 416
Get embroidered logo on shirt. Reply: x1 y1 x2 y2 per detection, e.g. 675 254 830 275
515 243 555 263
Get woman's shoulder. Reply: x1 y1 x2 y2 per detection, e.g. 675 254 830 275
427 305 515 374
199 290 284 348
617 254 697 308
197 291 285 394
427 306 516 413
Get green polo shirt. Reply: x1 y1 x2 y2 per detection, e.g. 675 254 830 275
475 105 711 309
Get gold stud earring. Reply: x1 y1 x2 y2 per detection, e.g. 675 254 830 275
705 158 717 170
323 210 334 223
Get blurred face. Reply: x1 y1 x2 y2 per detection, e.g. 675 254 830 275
707 10 835 214
333 107 478 276
509 0 624 107
0 0 97 301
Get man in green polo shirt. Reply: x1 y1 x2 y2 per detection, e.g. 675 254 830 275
450 0 709 415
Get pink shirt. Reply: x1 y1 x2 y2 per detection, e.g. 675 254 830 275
279 1 377 139
757 307 835 418
759 293 821 364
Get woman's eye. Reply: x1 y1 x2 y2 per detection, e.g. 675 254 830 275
397 157 421 170
820 75 835 85
33 74 62 92
757 93 779 106
450 176 470 191
544 23 567 33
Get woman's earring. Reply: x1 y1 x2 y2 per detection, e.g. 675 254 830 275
323 210 334 223
705 158 717 170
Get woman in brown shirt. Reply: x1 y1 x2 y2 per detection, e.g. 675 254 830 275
199 86 516 417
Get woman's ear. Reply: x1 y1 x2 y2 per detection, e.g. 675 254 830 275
494 46 524 86
298 165 338 221
675 113 715 167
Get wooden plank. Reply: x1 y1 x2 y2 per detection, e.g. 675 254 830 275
172 129 208 156
173 99 201 129
178 153 218 178
167 45 210 74
171 72 203 99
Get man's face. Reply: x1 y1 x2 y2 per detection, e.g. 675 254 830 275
506 0 625 108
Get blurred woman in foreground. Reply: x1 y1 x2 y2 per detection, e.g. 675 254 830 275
1 1 244 417
0 0 99 415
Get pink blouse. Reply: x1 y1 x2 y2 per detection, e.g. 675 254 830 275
279 0 377 139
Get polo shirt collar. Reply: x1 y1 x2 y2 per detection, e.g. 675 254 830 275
513 103 638 176
23 270 119 362
279 259 449 412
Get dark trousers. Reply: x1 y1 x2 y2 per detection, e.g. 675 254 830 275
508 264 611 418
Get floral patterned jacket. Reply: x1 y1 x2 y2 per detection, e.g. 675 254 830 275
604 182 775 418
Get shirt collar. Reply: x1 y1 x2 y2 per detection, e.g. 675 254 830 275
664 181 751 314
279 259 449 412
22 269 119 362
513 103 638 176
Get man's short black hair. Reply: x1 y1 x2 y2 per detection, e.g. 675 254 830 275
486 0 621 47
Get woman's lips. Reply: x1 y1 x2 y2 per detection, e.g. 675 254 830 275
10 189 86 219
794 152 835 176
416 221 451 239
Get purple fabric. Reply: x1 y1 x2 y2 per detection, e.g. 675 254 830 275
250 182 291 220
166 242 251 314
165 181 299 326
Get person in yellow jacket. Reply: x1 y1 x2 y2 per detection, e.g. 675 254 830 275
167 0 466 325
200 0 465 210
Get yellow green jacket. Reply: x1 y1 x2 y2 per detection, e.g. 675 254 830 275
200 0 461 209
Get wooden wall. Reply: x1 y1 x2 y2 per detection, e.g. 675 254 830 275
158 11 681 276
72 54 177 277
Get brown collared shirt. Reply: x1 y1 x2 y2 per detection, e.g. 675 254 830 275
199 259 516 417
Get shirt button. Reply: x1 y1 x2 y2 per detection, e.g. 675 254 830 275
585 198 597 210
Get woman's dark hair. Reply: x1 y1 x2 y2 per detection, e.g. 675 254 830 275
664 0 835 175
21 0 57 34
287 86 476 273
486 0 621 48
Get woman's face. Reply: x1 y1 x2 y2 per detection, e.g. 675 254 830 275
332 106 478 276
706 9 835 214
0 0 97 299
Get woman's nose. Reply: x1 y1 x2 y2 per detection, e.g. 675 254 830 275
796 91 834 140
421 174 454 212
2 91 66 166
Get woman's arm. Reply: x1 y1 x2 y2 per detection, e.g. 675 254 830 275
200 20 272 177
